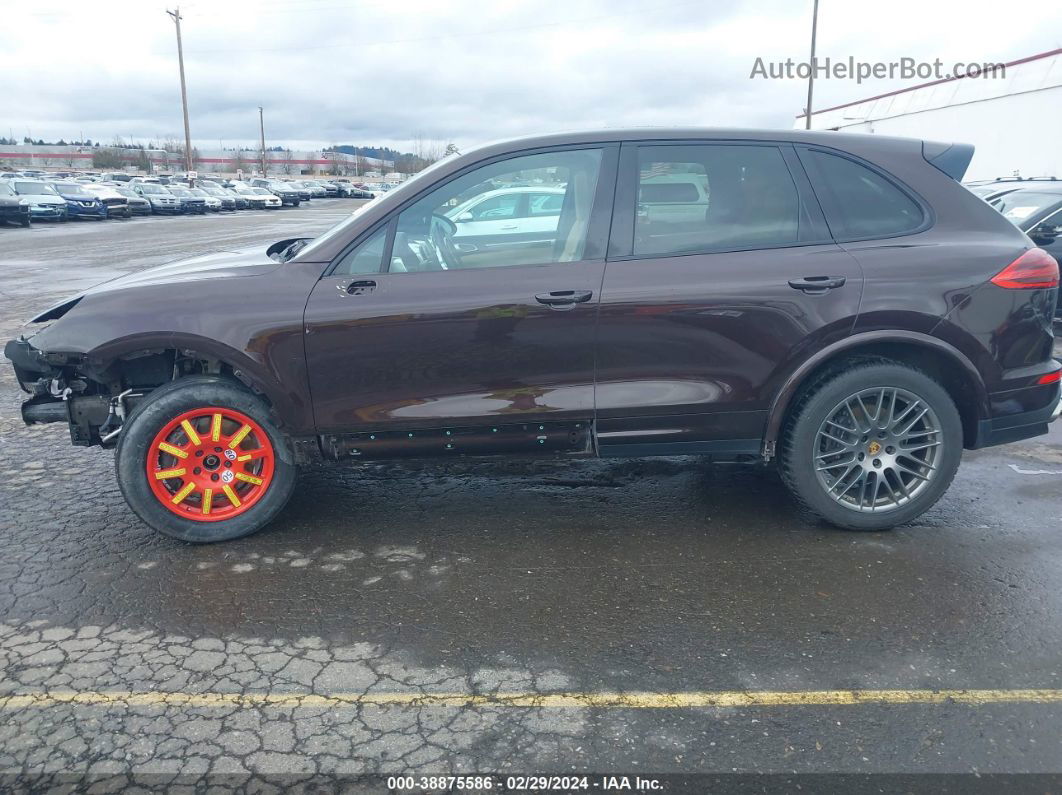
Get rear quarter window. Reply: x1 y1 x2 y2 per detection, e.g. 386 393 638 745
804 149 925 240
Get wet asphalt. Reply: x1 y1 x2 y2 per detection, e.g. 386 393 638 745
1 203 1062 789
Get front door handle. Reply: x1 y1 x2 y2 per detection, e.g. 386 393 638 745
788 275 846 294
535 289 593 307
342 279 377 296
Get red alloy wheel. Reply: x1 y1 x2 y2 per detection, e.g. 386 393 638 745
146 407 275 522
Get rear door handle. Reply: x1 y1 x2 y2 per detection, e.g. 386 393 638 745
788 275 846 293
535 289 594 307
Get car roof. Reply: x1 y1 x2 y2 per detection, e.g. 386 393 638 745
993 183 1062 196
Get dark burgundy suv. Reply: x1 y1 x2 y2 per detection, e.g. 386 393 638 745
6 129 1060 542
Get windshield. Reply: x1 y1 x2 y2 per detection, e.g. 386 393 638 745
252 188 271 195
53 183 83 193
992 191 1062 225
169 187 190 196
139 184 167 195
189 189 208 196
15 182 57 195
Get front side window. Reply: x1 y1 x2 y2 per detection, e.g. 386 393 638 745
805 150 924 239
392 149 602 272
334 226 387 275
633 144 800 256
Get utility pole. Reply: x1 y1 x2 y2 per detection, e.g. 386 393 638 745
804 0 819 130
258 107 267 178
166 7 194 172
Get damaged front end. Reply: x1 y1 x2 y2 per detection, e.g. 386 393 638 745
5 337 141 448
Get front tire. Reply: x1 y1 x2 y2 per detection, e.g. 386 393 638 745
115 376 297 542
778 361 963 531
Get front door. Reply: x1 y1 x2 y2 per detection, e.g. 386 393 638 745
593 140 863 456
304 146 616 457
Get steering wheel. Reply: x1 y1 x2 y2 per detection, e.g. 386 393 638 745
429 213 462 270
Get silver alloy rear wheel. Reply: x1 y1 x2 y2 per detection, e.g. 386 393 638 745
813 387 942 513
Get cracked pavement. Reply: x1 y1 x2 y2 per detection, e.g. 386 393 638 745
2 205 1062 789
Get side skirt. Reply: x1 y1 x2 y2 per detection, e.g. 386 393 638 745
319 421 593 461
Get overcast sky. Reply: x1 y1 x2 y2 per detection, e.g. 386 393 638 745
3 0 1060 153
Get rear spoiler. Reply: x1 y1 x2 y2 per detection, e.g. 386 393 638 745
922 140 975 181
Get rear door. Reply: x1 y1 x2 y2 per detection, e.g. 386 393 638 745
593 140 863 456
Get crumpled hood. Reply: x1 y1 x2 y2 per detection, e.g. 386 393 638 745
27 245 283 323
87 245 282 294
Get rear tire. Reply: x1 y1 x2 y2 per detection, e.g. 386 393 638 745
778 361 963 531
115 376 297 543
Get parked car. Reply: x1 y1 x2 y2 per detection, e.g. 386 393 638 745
444 186 566 247
5 129 1060 543
201 187 237 211
967 177 1060 203
301 180 328 198
189 188 222 212
250 179 301 206
233 186 282 209
10 180 68 221
132 183 182 214
327 181 353 197
282 181 313 201
166 185 207 214
223 188 250 210
49 181 108 220
78 184 131 218
111 186 153 216
0 180 32 227
989 184 1062 318
346 186 375 199
317 180 340 197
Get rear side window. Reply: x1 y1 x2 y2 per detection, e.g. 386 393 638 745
633 144 802 256
804 150 924 239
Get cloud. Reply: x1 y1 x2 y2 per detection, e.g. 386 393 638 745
1 0 1059 152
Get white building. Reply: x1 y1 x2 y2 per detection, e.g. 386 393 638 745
796 49 1061 181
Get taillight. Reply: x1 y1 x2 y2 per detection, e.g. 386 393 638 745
1038 372 1062 386
991 248 1059 289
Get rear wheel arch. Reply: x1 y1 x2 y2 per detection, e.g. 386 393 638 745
765 332 988 455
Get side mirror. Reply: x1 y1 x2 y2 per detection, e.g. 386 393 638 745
456 212 474 222
1029 224 1059 246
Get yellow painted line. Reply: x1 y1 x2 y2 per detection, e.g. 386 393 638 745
210 413 222 442
180 420 201 446
202 488 213 515
154 467 186 480
2 689 1062 710
222 484 241 507
170 482 196 505
158 442 188 459
235 472 262 485
228 424 252 449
